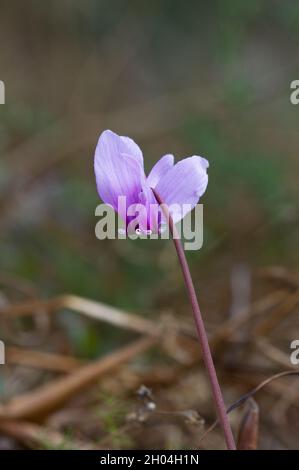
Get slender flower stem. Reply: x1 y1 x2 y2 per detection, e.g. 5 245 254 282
152 188 236 450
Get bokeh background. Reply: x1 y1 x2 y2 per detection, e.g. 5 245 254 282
0 1 299 450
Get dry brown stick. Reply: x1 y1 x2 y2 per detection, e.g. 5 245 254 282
0 290 286 346
255 338 297 370
0 419 98 450
0 295 160 337
210 289 287 351
0 288 289 386
0 336 156 421
257 266 299 289
6 347 84 373
253 288 299 336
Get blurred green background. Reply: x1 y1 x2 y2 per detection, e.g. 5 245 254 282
0 0 299 358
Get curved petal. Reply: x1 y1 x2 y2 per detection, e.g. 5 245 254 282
94 130 145 217
147 154 174 188
155 155 209 223
138 179 160 232
120 135 144 166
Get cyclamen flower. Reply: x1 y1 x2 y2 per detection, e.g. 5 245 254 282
93 130 236 449
94 130 209 233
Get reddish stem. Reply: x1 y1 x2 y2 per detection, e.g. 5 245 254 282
152 188 236 450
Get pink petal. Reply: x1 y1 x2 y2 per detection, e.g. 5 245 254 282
155 155 209 223
94 130 145 217
119 135 144 166
147 154 174 188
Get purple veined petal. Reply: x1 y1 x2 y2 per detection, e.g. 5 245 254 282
138 179 161 233
119 135 144 167
147 154 174 188
155 155 209 223
94 130 145 220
